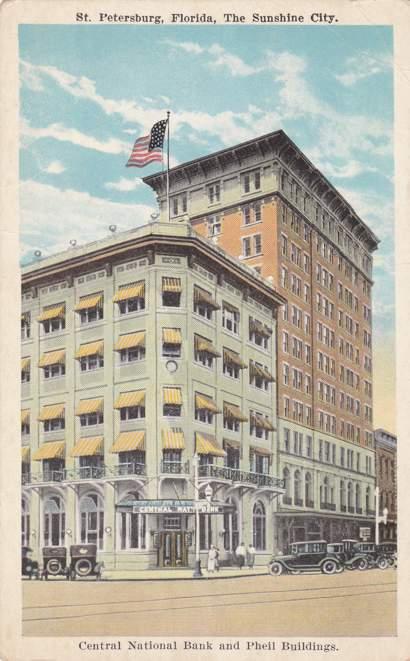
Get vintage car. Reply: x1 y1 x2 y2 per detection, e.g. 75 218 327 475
42 546 70 580
351 541 391 569
69 544 103 579
268 540 344 576
22 546 40 579
376 542 397 567
332 539 372 570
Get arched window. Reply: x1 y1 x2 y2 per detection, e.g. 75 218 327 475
223 497 239 552
43 494 65 546
355 484 361 511
79 492 104 550
253 501 266 550
294 470 301 504
22 498 30 546
347 482 353 509
305 473 312 506
340 480 346 508
283 467 291 500
118 491 146 550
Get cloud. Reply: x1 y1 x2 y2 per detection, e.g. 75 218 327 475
337 186 394 241
104 177 143 192
40 160 66 175
335 51 392 87
21 118 129 155
164 40 205 54
20 180 155 258
207 44 259 76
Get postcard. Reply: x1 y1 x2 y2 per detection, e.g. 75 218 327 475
0 0 409 659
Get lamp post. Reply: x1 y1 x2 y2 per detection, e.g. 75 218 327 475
192 453 203 578
374 486 388 545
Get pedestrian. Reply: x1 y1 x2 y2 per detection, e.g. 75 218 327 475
235 542 246 569
207 545 218 573
247 543 256 569
215 546 220 572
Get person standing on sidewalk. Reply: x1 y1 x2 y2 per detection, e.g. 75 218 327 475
247 544 256 569
207 545 218 573
235 542 246 569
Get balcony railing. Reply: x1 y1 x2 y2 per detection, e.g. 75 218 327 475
64 466 106 480
198 464 285 490
23 470 65 484
321 502 336 511
161 460 190 474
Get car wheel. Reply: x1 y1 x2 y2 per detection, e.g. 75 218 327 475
335 564 344 574
74 558 93 577
46 558 63 576
321 559 338 575
377 557 388 570
357 558 368 571
269 561 284 576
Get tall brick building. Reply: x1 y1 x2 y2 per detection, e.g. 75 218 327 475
144 129 379 547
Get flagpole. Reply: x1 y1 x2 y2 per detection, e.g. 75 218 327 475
166 111 170 222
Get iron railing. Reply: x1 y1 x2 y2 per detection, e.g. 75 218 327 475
198 464 285 489
160 460 190 474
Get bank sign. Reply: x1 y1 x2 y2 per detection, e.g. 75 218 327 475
117 499 230 514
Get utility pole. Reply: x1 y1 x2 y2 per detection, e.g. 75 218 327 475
192 454 203 578
374 486 388 545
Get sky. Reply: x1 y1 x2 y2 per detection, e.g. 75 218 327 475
19 25 395 431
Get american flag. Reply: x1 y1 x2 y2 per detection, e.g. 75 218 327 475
126 119 168 168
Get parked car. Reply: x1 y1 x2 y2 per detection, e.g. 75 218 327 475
335 539 372 570
376 542 397 568
69 544 103 580
351 542 390 569
268 540 344 576
22 546 40 580
42 546 70 580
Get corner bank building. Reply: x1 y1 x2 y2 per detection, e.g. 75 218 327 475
21 220 286 569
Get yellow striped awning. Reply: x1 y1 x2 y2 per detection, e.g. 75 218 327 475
162 429 185 450
250 412 275 431
162 277 182 293
114 332 145 351
74 293 103 311
162 328 182 344
32 441 65 461
21 409 30 424
223 403 248 422
38 403 65 421
38 349 66 368
113 281 145 302
250 362 275 382
21 357 30 371
194 287 220 309
37 304 65 322
194 335 221 357
75 398 104 416
70 436 103 457
196 432 226 457
75 340 104 359
223 438 241 450
250 318 272 336
163 387 182 405
223 348 247 369
250 445 272 456
114 390 145 409
195 393 221 414
21 446 30 462
110 430 145 453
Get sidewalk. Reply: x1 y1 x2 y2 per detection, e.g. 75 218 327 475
101 566 268 581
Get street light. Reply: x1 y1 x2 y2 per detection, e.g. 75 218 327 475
192 454 203 578
374 487 389 545
205 484 213 503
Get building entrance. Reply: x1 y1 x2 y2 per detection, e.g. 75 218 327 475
159 531 187 567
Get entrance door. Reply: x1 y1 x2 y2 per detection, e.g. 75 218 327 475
160 531 187 567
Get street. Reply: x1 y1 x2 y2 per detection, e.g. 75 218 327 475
22 568 396 637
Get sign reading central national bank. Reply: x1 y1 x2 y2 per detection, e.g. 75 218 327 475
117 499 232 515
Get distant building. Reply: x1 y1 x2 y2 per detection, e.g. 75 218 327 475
374 429 397 541
144 129 379 545
21 220 285 569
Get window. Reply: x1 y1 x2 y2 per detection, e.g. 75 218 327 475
162 278 182 307
44 363 66 379
120 346 145 363
243 206 251 225
253 501 266 550
284 397 290 417
77 297 103 325
120 404 145 420
80 354 104 372
283 428 290 452
44 418 65 432
223 349 242 379
171 193 187 217
242 237 251 257
118 293 145 315
294 470 302 503
119 492 146 550
207 182 221 204
21 313 31 340
162 328 182 358
21 498 30 546
80 412 103 427
43 495 65 547
281 267 288 288
195 407 214 425
208 215 221 236
249 318 270 349
281 234 288 257
243 169 261 193
306 436 312 457
254 234 262 255
222 304 239 334
249 361 271 391
194 335 218 368
21 362 31 383
79 493 104 550
43 316 66 334
193 287 217 320
283 363 289 385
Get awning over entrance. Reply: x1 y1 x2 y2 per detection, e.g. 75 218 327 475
110 430 146 453
195 432 226 457
32 441 65 461
70 436 103 457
